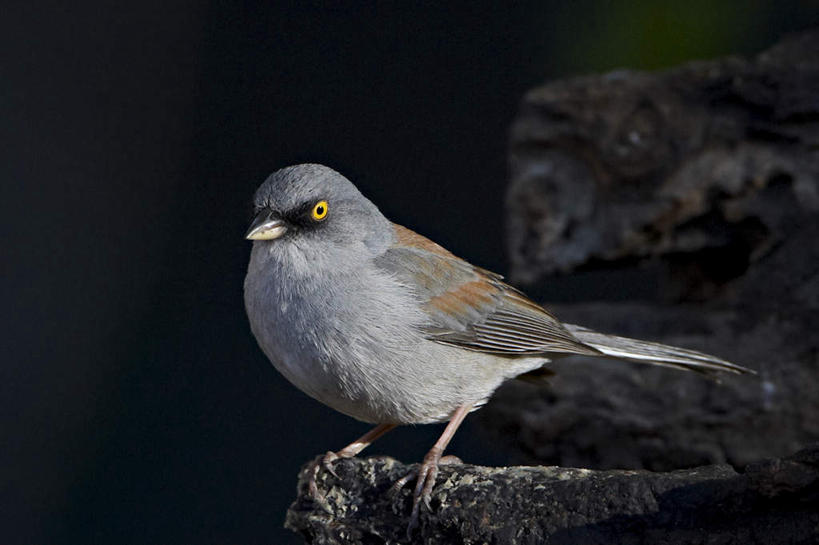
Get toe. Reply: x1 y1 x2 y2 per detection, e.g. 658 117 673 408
420 462 439 511
307 471 333 514
321 451 340 478
388 468 417 498
407 458 439 536
439 454 462 465
392 453 450 538
307 454 338 514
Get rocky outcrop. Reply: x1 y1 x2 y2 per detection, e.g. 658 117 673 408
494 30 819 472
286 445 819 544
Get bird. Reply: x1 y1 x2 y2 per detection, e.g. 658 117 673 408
243 163 754 533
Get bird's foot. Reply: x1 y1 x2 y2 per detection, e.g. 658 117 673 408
307 450 342 513
388 452 462 538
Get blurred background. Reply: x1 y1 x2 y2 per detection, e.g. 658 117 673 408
3 2 819 544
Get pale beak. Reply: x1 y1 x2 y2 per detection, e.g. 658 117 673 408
245 210 288 240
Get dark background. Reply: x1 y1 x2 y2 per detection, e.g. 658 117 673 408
3 2 818 544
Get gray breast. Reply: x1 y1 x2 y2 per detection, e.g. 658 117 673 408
244 241 431 422
244 242 543 424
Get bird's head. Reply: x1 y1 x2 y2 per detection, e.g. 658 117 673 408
246 164 392 263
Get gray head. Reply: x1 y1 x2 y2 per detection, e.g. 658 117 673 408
246 164 393 268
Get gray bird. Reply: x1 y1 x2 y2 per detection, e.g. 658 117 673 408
243 164 754 532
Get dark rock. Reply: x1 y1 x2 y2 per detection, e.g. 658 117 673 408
507 31 819 296
493 30 819 472
286 444 819 544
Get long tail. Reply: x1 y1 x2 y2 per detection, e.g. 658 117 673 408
563 324 756 377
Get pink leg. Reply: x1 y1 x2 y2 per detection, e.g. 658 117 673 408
308 423 397 504
335 422 396 458
405 404 472 536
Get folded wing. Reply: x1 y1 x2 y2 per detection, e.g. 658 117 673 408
376 224 598 356
377 224 755 377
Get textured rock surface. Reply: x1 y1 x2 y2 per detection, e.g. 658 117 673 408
286 445 819 544
492 30 819 472
507 31 819 291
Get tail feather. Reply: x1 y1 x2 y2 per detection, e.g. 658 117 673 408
564 324 756 377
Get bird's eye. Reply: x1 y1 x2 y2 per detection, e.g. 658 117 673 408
311 200 329 221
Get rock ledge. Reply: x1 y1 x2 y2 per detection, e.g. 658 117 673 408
286 444 819 544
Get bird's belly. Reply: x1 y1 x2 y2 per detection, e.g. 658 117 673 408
244 255 545 424
267 349 366 419
257 322 434 424
261 325 545 425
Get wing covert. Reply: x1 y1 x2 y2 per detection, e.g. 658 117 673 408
375 224 599 357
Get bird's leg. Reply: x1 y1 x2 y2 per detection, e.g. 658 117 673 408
308 422 396 508
393 404 472 537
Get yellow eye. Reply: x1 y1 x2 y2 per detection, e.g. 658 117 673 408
311 200 329 221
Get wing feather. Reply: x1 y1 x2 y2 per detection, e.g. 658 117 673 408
376 224 599 357
376 224 755 377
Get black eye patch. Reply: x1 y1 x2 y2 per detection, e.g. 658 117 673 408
286 200 327 228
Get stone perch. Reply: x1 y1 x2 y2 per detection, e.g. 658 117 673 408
286 31 819 543
286 445 819 544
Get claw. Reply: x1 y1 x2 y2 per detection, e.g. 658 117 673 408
387 467 417 498
304 424 399 516
321 451 340 478
387 458 437 539
307 451 340 514
408 449 443 535
393 404 473 539
391 450 465 539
